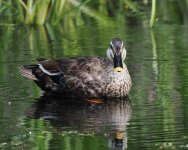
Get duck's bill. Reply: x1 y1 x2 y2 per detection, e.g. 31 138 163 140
114 54 124 72
114 67 124 72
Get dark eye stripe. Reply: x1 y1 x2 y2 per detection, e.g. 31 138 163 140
110 44 113 50
110 50 114 58
110 44 116 54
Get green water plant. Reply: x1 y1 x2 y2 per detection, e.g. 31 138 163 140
18 0 51 25
1 0 188 26
15 0 68 25
150 0 156 28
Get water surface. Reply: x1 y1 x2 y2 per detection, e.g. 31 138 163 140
0 22 188 150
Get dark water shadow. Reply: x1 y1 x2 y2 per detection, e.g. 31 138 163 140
27 95 132 150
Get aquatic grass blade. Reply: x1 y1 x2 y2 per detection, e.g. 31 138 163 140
36 0 51 25
15 0 24 22
150 0 156 28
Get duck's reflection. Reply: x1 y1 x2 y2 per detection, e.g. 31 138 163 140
29 95 132 150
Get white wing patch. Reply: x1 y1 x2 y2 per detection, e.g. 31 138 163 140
38 64 61 76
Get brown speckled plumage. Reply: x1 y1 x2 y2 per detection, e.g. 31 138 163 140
20 38 132 98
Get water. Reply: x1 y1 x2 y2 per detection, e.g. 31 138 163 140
0 22 188 150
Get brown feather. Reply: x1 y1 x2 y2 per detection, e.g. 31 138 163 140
19 66 38 81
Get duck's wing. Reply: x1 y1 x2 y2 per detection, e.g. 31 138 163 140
20 59 64 91
20 57 109 96
57 56 108 75
38 59 63 75
56 57 109 97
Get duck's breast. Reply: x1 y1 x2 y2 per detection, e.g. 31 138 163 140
101 67 131 97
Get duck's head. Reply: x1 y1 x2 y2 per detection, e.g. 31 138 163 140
107 38 126 72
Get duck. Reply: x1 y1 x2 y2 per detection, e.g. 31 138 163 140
20 38 132 98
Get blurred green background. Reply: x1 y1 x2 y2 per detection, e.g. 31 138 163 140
0 0 188 150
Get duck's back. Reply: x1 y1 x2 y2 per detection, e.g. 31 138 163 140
60 56 131 98
20 56 131 98
20 56 113 98
57 56 110 97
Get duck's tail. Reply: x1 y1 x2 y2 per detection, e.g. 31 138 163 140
19 65 38 81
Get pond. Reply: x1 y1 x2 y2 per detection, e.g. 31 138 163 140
0 21 188 150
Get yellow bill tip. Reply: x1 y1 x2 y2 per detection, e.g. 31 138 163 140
115 131 125 139
114 67 124 72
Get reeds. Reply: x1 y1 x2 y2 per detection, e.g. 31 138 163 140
150 0 156 28
15 0 48 25
17 0 67 25
0 0 188 26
